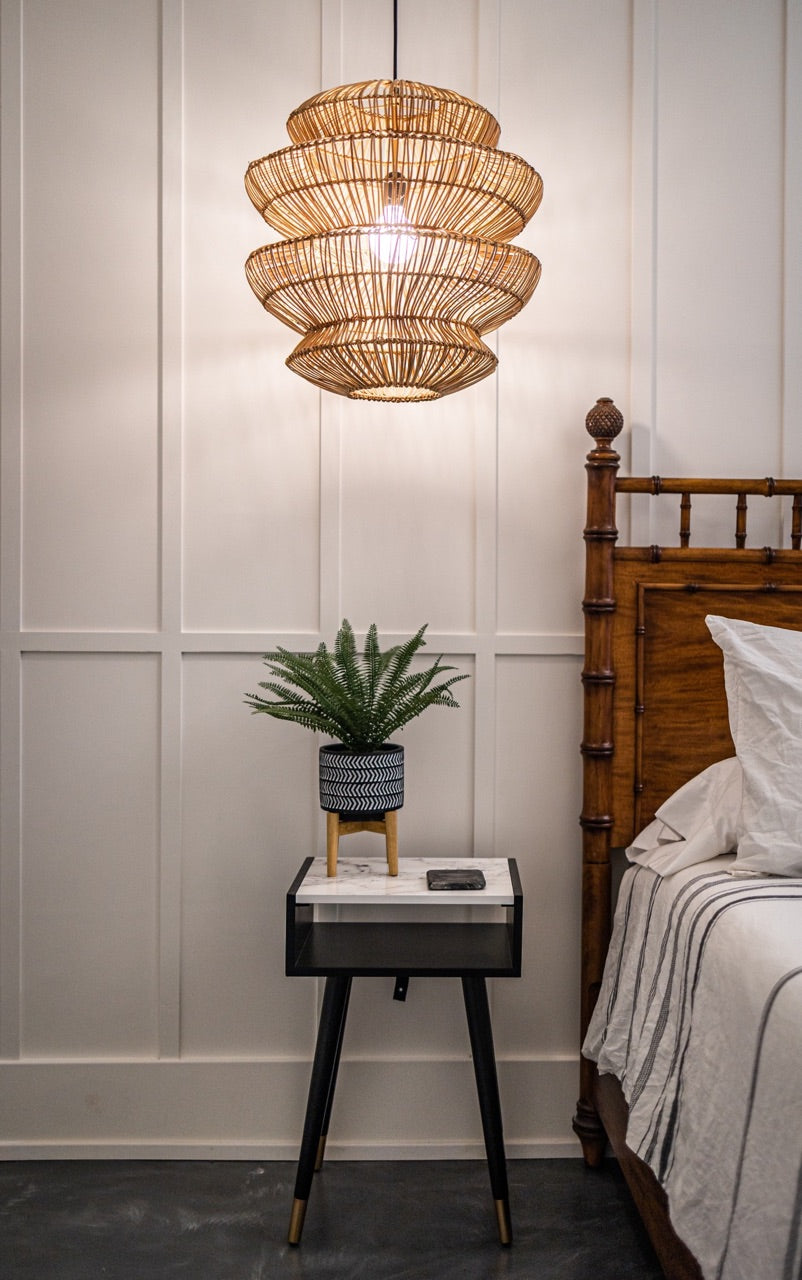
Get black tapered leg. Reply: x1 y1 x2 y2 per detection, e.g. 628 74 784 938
314 977 351 1171
461 974 512 1245
288 974 352 1245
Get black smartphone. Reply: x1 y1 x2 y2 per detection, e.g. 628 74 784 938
426 868 487 891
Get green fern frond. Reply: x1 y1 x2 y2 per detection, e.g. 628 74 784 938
245 620 468 749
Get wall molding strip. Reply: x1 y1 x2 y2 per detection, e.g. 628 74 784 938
157 0 186 1061
782 0 802 482
629 0 658 544
0 0 23 1060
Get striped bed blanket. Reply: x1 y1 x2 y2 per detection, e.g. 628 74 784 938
583 857 802 1280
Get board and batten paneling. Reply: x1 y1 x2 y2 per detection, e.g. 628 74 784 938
0 0 798 1157
181 0 323 635
20 654 160 1057
496 0 632 636
20 0 161 632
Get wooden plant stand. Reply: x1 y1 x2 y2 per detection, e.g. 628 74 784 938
325 809 399 877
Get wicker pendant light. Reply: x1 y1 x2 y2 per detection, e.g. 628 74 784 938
244 78 542 402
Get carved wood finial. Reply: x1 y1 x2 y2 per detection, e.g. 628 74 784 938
585 397 623 448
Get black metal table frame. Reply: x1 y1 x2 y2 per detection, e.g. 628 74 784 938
285 857 523 1247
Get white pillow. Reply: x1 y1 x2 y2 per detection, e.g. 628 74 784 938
626 756 741 875
706 614 802 877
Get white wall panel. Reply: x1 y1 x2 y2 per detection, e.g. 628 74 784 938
394 0 482 96
389 653 476 859
339 414 479 632
331 0 482 92
653 0 785 481
0 1061 307 1153
492 655 582 1055
181 0 323 633
496 0 632 634
334 0 396 82
337 976 472 1074
179 654 318 1057
20 0 160 631
20 654 160 1057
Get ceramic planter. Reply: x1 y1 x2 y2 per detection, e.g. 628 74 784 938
319 743 404 816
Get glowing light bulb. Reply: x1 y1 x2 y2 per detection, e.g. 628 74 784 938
368 171 417 265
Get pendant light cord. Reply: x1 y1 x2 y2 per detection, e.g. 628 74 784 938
393 0 398 79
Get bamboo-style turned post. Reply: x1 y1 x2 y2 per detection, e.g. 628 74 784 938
679 492 691 547
573 396 624 1167
735 493 748 548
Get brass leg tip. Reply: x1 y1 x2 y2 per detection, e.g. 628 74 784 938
314 1134 327 1172
288 1197 307 1246
495 1199 512 1246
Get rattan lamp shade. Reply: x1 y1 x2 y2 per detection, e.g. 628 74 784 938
245 134 542 242
286 79 502 146
245 79 542 403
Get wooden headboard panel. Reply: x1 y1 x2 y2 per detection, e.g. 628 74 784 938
608 557 802 844
574 396 802 1159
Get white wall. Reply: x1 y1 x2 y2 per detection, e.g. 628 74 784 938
0 0 798 1158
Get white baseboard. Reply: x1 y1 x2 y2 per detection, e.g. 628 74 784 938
0 1056 582 1159
0 1139 581 1160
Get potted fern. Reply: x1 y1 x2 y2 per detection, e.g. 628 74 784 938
245 619 468 822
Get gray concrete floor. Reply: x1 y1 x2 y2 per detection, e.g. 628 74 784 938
0 1158 664 1279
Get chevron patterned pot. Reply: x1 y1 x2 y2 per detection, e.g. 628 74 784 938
319 743 404 817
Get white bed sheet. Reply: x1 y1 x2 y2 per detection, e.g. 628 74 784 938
583 857 802 1280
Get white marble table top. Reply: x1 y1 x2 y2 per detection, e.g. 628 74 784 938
295 857 516 905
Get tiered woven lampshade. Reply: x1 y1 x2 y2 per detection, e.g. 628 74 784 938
245 79 542 403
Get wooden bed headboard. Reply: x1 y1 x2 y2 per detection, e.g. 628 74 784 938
574 395 802 1160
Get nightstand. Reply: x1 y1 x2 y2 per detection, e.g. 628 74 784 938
285 855 523 1246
